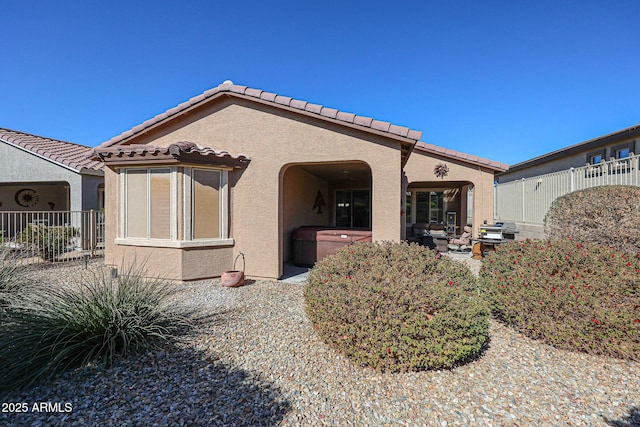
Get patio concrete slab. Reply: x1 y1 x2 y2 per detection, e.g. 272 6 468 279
280 262 309 284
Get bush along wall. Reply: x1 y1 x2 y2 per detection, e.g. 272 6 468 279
544 185 640 254
480 239 640 360
305 242 489 372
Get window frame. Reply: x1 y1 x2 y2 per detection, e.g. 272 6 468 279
183 167 229 241
586 149 606 165
406 189 446 226
334 188 371 228
612 142 634 160
120 167 176 240
116 166 233 248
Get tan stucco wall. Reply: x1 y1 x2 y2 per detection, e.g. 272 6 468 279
105 98 405 280
281 165 331 262
403 150 496 237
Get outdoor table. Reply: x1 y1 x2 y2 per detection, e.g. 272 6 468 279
471 238 511 259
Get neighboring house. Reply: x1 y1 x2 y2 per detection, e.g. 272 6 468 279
0 128 104 214
92 80 507 281
495 124 640 239
496 124 639 183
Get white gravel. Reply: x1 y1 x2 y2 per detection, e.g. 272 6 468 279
0 259 639 426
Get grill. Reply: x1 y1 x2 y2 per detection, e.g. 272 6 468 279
479 222 517 240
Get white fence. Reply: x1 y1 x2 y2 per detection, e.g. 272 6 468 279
0 210 105 264
495 154 640 226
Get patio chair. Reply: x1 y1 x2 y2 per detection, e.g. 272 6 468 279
448 226 472 252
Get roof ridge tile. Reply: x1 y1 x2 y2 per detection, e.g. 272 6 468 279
98 81 423 149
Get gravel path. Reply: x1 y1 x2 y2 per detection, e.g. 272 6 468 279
1 259 639 426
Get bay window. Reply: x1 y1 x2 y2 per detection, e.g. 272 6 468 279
119 166 230 247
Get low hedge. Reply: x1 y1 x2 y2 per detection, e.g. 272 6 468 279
305 242 489 372
479 239 640 360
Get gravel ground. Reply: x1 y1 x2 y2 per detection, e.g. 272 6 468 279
1 258 639 426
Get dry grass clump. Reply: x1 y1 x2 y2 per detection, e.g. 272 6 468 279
0 261 187 395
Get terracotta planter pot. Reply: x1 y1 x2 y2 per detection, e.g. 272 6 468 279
222 252 245 287
221 270 245 287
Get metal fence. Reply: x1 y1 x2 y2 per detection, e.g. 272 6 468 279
0 210 104 264
495 154 640 225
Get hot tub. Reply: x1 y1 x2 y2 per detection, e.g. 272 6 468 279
292 226 372 266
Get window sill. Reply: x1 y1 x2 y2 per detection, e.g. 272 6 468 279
115 238 234 248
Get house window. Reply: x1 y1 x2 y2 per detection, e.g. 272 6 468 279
616 147 631 159
184 167 229 241
405 191 412 223
415 191 444 224
191 169 221 239
335 189 370 228
589 153 603 164
124 168 172 239
119 166 230 247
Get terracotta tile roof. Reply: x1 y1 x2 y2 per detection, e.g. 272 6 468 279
413 141 509 172
93 141 250 168
100 80 423 148
0 127 104 174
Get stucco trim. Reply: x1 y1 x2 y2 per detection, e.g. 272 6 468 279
115 237 234 248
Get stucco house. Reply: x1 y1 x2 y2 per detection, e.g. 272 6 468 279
494 124 639 239
93 80 507 281
0 128 105 213
496 123 639 183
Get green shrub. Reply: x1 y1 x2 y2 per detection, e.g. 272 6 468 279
0 261 186 394
479 239 640 360
305 242 489 372
16 224 77 261
544 185 640 253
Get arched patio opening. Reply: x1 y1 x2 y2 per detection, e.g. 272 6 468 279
279 161 372 276
404 180 475 239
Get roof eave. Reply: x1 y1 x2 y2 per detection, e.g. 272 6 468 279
412 142 509 172
99 88 422 151
503 123 640 174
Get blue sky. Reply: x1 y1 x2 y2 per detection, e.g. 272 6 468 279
2 0 638 165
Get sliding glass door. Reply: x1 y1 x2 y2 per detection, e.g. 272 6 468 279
335 189 370 228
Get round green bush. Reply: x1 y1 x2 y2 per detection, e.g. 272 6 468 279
304 242 489 372
479 239 640 360
544 185 640 253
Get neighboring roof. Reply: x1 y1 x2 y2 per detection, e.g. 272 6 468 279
93 141 250 168
98 80 422 165
0 128 104 174
413 141 509 172
504 123 640 173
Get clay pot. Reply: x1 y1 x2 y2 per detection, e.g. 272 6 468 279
221 252 245 287
221 270 245 287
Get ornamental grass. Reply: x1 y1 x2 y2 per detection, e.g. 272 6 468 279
0 248 33 307
479 239 640 360
305 241 489 372
0 261 187 395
